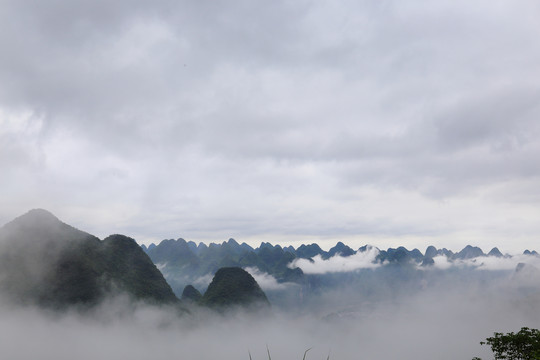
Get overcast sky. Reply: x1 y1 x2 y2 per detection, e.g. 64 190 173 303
1 0 540 253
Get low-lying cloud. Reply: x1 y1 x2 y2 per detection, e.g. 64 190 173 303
289 246 380 274
244 267 291 291
192 273 213 289
431 253 540 271
1 274 540 360
288 246 540 275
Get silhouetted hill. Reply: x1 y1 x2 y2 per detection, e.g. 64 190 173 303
146 238 200 269
199 267 269 308
455 245 485 259
512 263 540 288
142 237 540 311
181 285 203 303
145 239 304 297
377 246 418 264
296 243 326 259
100 234 179 304
425 245 438 258
0 209 178 308
326 242 355 258
488 247 503 257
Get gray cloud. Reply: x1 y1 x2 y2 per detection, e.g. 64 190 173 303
1 0 540 251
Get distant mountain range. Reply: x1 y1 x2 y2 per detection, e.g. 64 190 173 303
144 238 538 273
142 237 539 309
1 209 538 313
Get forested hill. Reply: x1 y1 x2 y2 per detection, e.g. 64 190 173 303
0 209 179 308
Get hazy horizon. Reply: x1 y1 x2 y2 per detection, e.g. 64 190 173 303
2 208 539 256
3 208 540 257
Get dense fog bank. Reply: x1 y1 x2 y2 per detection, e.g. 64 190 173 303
1 278 539 360
1 210 539 359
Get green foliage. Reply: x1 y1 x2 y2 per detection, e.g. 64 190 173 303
476 327 540 360
101 234 179 304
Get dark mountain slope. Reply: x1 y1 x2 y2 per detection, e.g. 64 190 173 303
181 285 203 303
0 209 178 308
146 238 200 269
455 245 485 259
145 239 304 297
101 234 178 304
199 267 269 308
326 242 355 258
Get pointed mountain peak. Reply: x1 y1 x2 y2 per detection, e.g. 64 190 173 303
181 285 202 303
455 245 484 259
240 242 254 252
24 208 58 218
358 244 376 252
200 267 269 309
328 242 355 257
5 208 60 227
488 247 503 257
283 245 295 253
425 245 438 258
0 208 95 246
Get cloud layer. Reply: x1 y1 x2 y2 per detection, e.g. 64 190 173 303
1 0 540 251
290 246 380 274
1 277 540 360
431 253 540 271
244 267 291 291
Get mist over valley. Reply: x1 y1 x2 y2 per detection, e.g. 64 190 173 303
0 209 539 359
2 0 540 358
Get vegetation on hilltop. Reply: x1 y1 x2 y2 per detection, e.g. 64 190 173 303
198 267 269 309
0 209 179 308
474 327 540 360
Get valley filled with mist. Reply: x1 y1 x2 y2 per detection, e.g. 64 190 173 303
3 0 540 358
0 209 539 360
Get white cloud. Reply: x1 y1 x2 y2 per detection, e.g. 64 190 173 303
289 246 380 274
431 253 540 271
193 274 213 288
1 278 540 360
432 255 453 270
244 267 291 291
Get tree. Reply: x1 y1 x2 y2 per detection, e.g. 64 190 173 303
474 327 540 360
